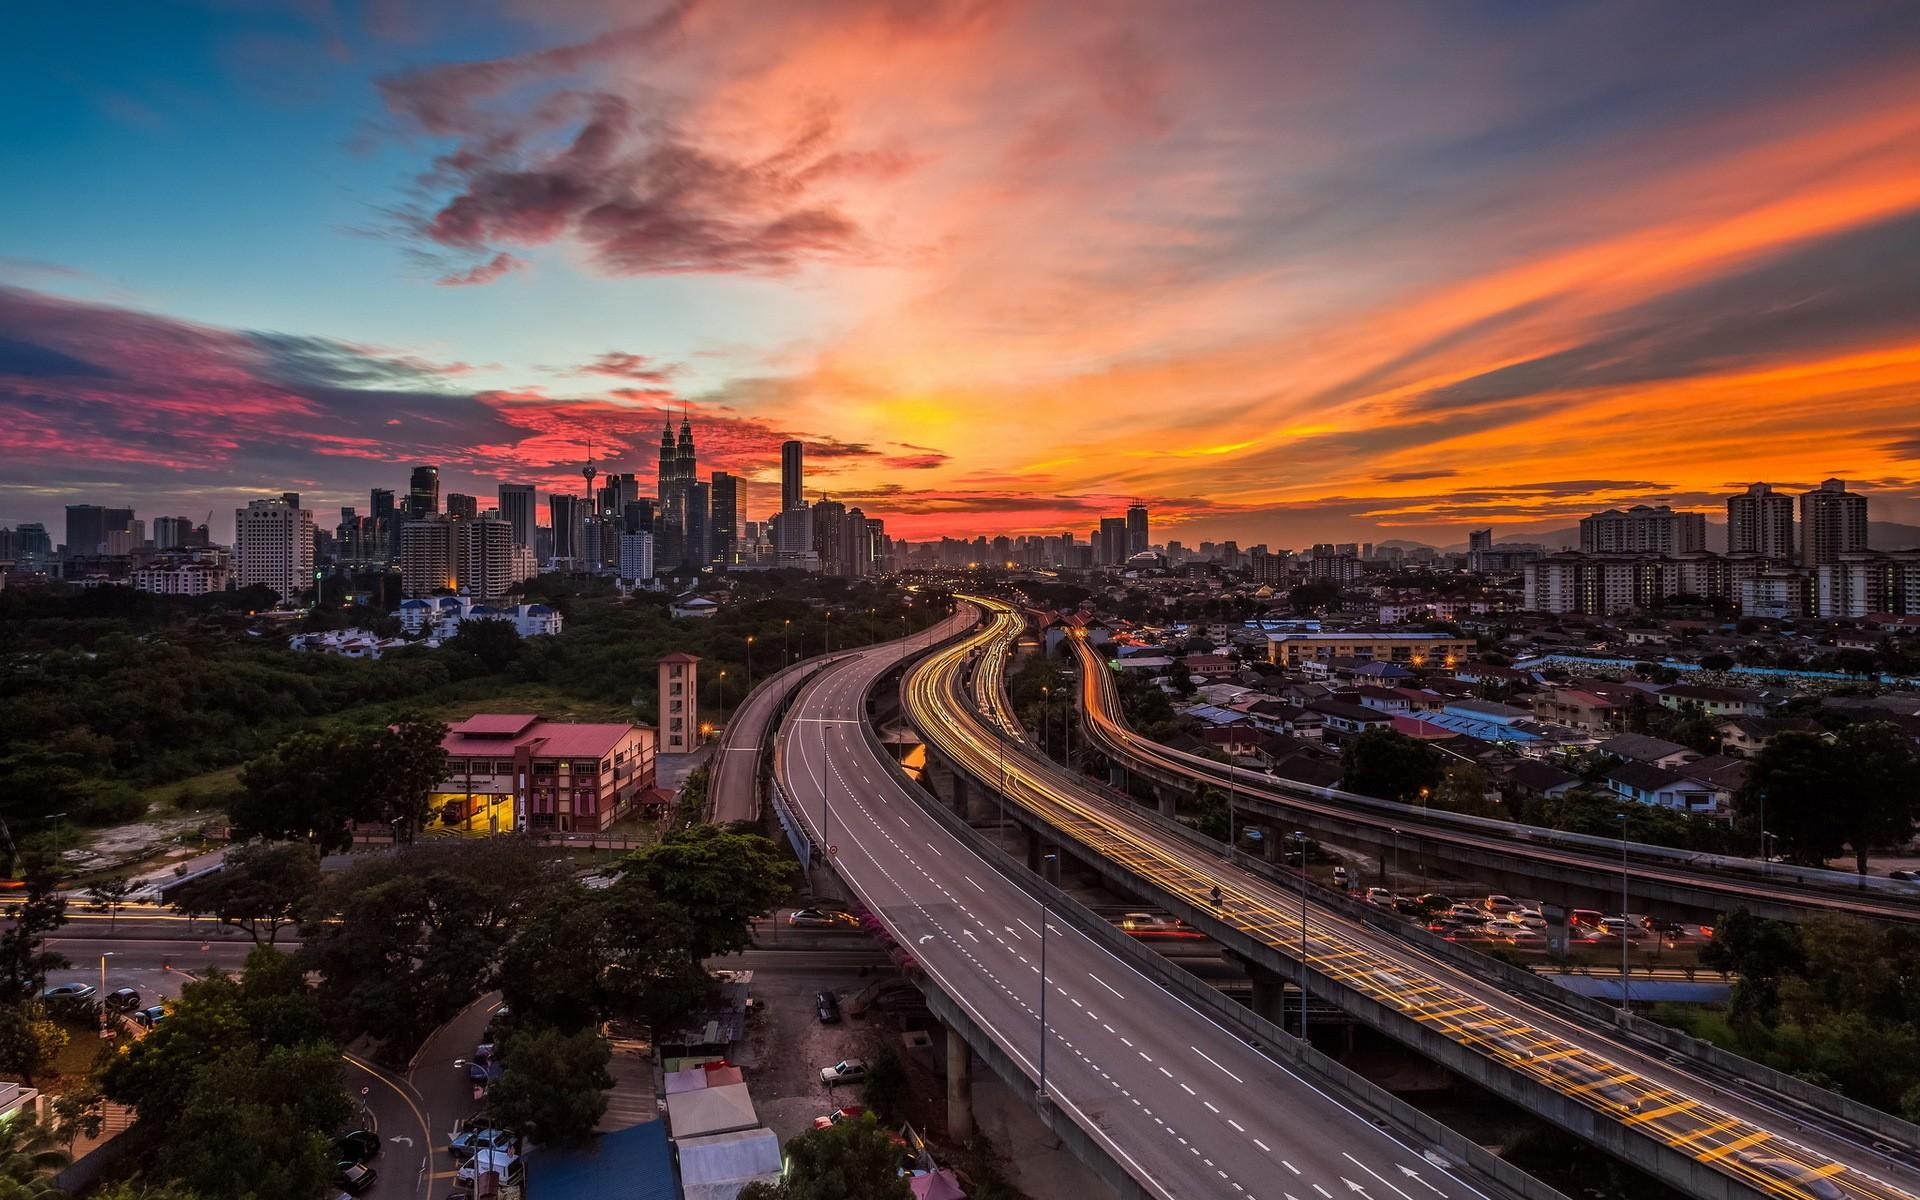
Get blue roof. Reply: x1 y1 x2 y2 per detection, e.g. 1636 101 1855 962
533 1120 676 1200
526 604 554 614
438 596 463 608
1185 704 1247 726
399 599 431 608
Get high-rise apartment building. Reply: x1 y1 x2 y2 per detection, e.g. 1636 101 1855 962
781 441 805 512
1125 503 1149 556
407 465 440 518
452 515 523 600
399 517 455 597
234 497 314 604
153 516 194 550
1098 516 1128 565
1468 529 1493 554
812 497 847 573
498 484 536 550
446 493 478 520
1577 505 1706 554
1727 483 1795 559
1800 478 1868 568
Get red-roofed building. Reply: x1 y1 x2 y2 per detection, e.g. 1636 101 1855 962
437 713 657 833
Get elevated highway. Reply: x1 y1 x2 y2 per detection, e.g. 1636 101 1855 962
1062 625 1920 926
908 596 1920 1200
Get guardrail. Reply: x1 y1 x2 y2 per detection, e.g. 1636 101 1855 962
859 711 1571 1200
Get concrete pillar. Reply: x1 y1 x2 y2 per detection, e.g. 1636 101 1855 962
950 768 969 818
1258 826 1279 863
1108 763 1128 792
1026 827 1043 873
946 1025 974 1142
1542 902 1570 960
1155 784 1176 819
1248 960 1290 1030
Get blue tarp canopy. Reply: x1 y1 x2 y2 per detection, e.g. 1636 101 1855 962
532 1119 676 1200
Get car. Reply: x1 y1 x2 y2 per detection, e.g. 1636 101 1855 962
1481 895 1521 914
1330 865 1350 888
1888 870 1919 883
1509 909 1547 929
1447 903 1487 920
104 987 141 1013
1416 893 1453 913
131 1005 169 1030
1568 908 1605 928
459 1115 503 1135
336 1130 382 1163
788 907 860 929
337 1161 377 1196
1739 1155 1845 1200
820 1059 869 1087
1598 917 1649 940
1116 911 1191 936
449 1128 513 1162
813 1105 867 1131
816 991 841 1024
1392 895 1426 916
1363 887 1392 906
40 983 96 1004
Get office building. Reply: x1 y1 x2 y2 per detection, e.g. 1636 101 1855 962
1578 505 1706 555
446 493 479 520
619 531 655 582
234 497 315 604
1125 503 1149 556
781 440 805 512
6 523 52 560
1098 516 1128 566
710 472 740 565
407 465 440 518
1800 478 1868 568
153 516 194 550
773 506 817 570
498 484 537 550
1468 529 1493 555
812 498 847 573
1726 483 1795 560
548 494 585 564
64 505 135 558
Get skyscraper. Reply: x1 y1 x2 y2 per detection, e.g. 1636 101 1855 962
710 472 740 565
1727 483 1795 560
1468 528 1493 554
498 484 536 550
1099 516 1128 565
781 440 805 511
1125 503 1149 556
1800 479 1868 568
446 493 478 520
685 479 711 567
1578 505 1705 554
812 497 847 573
407 465 440 518
398 516 455 597
549 494 585 562
153 516 194 550
63 504 134 558
234 497 314 604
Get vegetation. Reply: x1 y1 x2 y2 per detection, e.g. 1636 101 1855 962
1663 911 1920 1121
1340 729 1442 804
483 1027 613 1147
0 864 67 1005
1736 722 1920 872
228 716 449 850
737 1117 912 1200
169 842 322 944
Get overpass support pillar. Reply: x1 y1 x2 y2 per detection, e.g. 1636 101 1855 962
946 1024 974 1142
950 767 970 819
1024 829 1062 883
1154 784 1176 819
1108 763 1129 792
1247 960 1290 1032
1257 825 1279 863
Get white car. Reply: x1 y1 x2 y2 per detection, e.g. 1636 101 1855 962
819 1058 869 1086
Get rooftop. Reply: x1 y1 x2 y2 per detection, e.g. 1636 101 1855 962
443 715 643 759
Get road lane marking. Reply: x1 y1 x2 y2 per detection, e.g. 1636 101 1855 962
1190 1045 1246 1084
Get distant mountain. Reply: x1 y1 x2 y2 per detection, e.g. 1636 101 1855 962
1437 519 1920 555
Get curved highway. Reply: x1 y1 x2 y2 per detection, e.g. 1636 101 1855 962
911 596 1917 1200
1063 624 1920 925
775 612 1520 1200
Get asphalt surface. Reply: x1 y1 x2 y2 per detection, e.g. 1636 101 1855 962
777 629 1506 1200
942 598 1920 1200
1063 627 1920 926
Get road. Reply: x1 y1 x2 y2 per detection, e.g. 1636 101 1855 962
932 597 1919 1200
778 623 1511 1200
1062 623 1920 925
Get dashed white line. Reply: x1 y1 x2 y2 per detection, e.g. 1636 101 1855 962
1190 1045 1247 1085
1089 972 1125 999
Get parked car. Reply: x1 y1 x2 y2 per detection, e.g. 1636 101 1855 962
789 908 860 929
1330 865 1350 888
816 991 841 1024
813 1105 867 1131
449 1128 513 1162
337 1161 377 1196
104 987 141 1013
336 1130 382 1163
131 1005 169 1030
40 983 96 1008
1392 895 1426 916
820 1059 869 1087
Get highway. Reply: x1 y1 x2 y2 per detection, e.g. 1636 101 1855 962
776 614 1520 1200
1062 624 1920 925
915 597 1919 1200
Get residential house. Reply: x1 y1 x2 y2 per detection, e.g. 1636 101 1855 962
1503 759 1582 799
1605 761 1729 818
1596 733 1701 770
1306 699 1396 741
1532 687 1621 733
1714 717 1820 757
1657 684 1767 719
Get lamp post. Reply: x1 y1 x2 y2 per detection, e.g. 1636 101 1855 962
825 610 833 655
745 635 754 692
1292 830 1309 1042
98 951 113 1036
1618 811 1631 1016
783 618 792 666
1038 852 1057 1102
718 670 728 727
1040 686 1051 758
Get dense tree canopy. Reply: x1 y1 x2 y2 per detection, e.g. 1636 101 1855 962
484 1027 612 1147
1738 723 1920 871
1340 729 1443 804
737 1118 912 1200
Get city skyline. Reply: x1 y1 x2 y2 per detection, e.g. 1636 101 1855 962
7 3 1920 544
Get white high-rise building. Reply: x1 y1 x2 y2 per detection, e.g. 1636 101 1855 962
234 497 314 605
619 531 655 582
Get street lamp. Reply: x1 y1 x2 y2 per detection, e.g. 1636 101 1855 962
718 670 728 727
1617 812 1631 1016
783 618 792 665
98 952 113 1036
825 610 833 654
1292 830 1309 1043
1038 852 1058 1102
1040 686 1051 758
745 635 754 692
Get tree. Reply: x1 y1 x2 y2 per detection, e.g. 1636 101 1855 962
738 1118 912 1200
84 877 136 933
858 1051 908 1123
1738 732 1845 866
1829 721 1920 874
442 618 527 676
365 716 451 840
0 862 67 1005
1700 653 1735 672
1287 580 1342 615
1340 729 1442 804
0 1118 69 1200
495 886 612 1033
0 1005 67 1085
229 728 369 853
170 842 321 944
485 1027 612 1147
157 1042 348 1200
623 826 792 961
1700 909 1806 1027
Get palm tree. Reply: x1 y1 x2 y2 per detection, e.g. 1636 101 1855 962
0 1117 70 1200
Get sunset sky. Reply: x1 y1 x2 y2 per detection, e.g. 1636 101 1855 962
5 1 1920 545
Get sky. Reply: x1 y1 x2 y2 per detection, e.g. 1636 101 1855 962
5 0 1920 547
